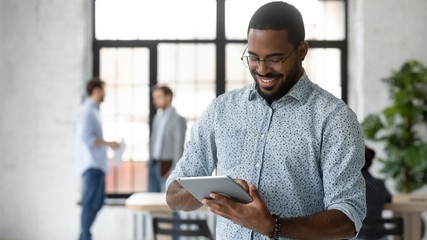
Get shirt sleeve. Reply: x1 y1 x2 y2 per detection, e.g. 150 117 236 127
79 110 98 146
320 103 367 235
166 99 218 190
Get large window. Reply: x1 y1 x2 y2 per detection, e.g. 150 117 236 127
93 0 348 196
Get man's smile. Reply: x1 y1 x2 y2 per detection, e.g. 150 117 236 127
255 72 283 89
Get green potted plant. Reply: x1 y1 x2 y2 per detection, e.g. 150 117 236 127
361 60 427 193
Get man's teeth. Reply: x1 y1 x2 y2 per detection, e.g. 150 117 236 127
261 79 273 83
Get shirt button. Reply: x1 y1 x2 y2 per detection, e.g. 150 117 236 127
261 134 264 139
256 163 260 168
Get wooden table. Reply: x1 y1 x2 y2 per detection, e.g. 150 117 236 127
126 192 172 212
125 192 172 240
385 194 427 240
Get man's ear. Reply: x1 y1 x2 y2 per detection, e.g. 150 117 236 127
167 94 173 104
298 41 309 61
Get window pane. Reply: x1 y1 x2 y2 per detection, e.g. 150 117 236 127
133 86 149 119
158 43 216 83
95 0 216 40
225 0 345 40
226 43 253 91
158 43 216 139
122 121 149 161
304 48 341 99
99 47 150 162
174 83 216 119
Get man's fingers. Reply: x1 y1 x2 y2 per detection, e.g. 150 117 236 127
249 184 262 201
249 184 271 215
209 192 232 205
204 192 238 215
234 179 250 192
203 196 230 218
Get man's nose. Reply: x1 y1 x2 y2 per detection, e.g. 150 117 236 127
256 60 270 75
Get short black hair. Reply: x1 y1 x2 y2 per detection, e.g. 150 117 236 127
86 77 105 96
152 85 173 98
248 1 305 48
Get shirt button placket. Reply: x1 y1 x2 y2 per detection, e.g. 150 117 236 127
254 107 273 184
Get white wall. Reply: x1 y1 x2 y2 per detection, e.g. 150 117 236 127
1 0 84 239
1 0 427 239
349 0 427 120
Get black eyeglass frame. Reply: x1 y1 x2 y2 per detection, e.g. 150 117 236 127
240 44 297 69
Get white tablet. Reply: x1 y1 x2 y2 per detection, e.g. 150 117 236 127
176 175 253 204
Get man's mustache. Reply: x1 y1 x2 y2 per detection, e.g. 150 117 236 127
252 71 284 79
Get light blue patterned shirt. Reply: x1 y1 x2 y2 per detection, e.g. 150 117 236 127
167 72 366 239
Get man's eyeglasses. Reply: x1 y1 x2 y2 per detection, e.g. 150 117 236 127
240 45 295 70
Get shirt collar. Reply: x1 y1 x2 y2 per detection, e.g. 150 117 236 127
158 106 174 116
163 106 173 116
247 70 312 104
85 98 100 110
285 70 311 103
248 84 258 101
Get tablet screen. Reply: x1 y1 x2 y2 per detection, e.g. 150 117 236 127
176 175 253 204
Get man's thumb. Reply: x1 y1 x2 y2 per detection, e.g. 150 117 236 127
250 184 261 200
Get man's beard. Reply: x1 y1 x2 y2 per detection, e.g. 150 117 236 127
253 64 300 103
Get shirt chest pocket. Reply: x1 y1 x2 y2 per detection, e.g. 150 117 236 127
216 128 247 170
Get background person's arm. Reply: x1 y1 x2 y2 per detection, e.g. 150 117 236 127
80 109 119 150
93 138 119 149
166 180 202 211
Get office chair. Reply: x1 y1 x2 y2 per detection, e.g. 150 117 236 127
152 217 214 240
358 217 404 240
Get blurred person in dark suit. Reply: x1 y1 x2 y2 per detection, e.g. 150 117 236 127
357 145 392 240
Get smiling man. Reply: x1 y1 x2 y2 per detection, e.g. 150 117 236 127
166 2 366 239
